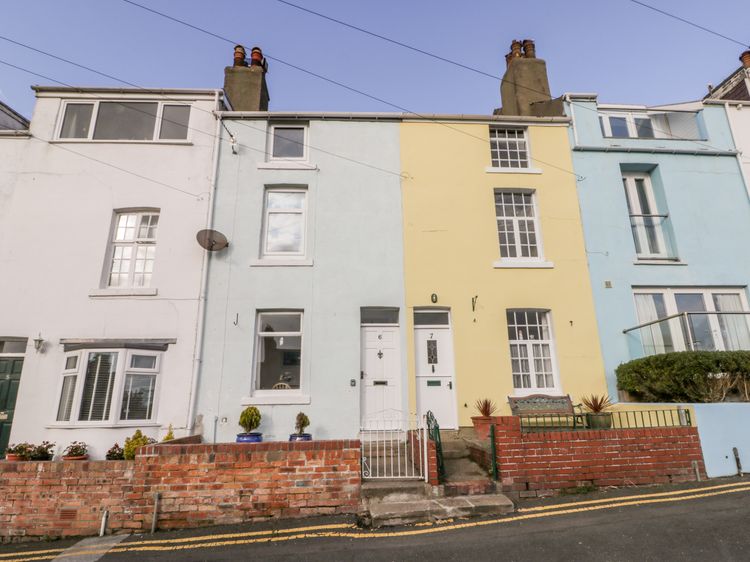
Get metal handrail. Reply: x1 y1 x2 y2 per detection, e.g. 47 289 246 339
425 410 445 483
623 310 750 334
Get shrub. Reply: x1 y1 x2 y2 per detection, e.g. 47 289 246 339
616 350 750 403
581 395 612 413
29 441 56 460
295 412 310 435
239 406 261 434
106 443 124 460
123 430 156 460
474 398 497 417
63 441 88 457
162 424 175 442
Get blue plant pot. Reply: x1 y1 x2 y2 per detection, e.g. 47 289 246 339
289 433 312 441
236 432 263 443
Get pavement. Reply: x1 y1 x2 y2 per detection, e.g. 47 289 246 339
2 477 749 561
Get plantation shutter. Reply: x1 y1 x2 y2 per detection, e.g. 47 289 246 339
78 352 117 422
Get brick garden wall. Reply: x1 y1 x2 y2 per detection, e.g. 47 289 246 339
492 416 706 497
0 440 360 542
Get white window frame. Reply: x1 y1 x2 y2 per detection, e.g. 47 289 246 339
260 188 308 259
50 349 162 427
119 352 161 422
632 288 750 353
493 189 546 265
599 111 656 139
488 127 530 170
251 311 306 399
104 209 160 289
506 309 561 396
622 173 670 260
268 124 308 162
55 100 191 142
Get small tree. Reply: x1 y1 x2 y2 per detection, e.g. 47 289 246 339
124 430 156 460
295 412 310 435
162 424 175 442
239 406 262 434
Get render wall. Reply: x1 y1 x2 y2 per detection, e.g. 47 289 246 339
399 121 608 425
0 92 218 456
195 118 406 442
566 101 750 397
0 440 361 542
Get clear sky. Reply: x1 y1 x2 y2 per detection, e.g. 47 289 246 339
1 0 749 119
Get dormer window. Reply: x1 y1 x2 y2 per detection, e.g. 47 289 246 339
599 110 702 140
599 112 654 139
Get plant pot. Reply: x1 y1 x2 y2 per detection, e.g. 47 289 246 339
471 416 494 440
586 412 613 430
289 433 312 441
236 432 263 443
5 454 27 461
62 455 89 461
29 455 52 461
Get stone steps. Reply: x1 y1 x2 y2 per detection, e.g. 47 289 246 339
367 494 514 528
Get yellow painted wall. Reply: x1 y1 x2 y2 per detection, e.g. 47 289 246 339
400 120 608 425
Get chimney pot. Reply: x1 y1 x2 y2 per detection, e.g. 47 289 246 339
510 40 523 58
740 50 750 69
250 47 265 68
522 39 536 59
233 45 247 67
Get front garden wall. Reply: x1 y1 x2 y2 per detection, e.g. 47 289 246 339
0 440 361 542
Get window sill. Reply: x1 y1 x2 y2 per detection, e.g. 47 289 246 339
241 394 311 406
46 422 160 429
50 139 193 146
493 260 554 269
633 259 686 266
250 258 313 267
485 166 542 174
257 161 318 170
89 288 159 298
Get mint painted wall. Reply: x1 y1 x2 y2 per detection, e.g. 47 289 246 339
565 99 750 397
195 118 406 442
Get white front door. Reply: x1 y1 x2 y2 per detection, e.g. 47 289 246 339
414 310 457 429
360 326 401 427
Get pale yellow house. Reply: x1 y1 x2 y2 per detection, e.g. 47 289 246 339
400 115 608 427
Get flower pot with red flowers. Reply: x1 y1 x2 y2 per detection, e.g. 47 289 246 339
4 442 32 461
471 398 498 440
62 441 88 460
29 441 55 461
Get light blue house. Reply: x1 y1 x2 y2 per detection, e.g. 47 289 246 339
194 50 408 443
564 94 750 476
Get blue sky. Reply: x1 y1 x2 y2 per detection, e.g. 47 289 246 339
1 0 749 119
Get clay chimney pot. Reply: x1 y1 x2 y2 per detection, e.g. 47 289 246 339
522 39 536 59
233 45 247 67
740 50 750 69
510 40 523 58
250 47 264 67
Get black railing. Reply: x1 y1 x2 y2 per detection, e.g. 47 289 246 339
518 408 691 433
425 410 445 482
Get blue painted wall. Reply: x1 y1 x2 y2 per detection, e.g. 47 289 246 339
195 117 406 443
693 403 750 477
565 98 750 397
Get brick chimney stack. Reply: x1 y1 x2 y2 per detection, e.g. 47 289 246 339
223 45 270 111
497 39 562 117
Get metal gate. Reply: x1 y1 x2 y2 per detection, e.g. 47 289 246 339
360 413 428 480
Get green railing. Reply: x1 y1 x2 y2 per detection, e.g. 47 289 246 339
425 410 445 483
518 408 692 433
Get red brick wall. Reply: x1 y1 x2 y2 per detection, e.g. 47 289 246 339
493 416 706 497
0 440 360 542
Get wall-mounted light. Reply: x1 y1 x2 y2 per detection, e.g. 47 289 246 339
33 333 44 353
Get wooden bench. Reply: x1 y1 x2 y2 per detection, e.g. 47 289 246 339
508 394 584 429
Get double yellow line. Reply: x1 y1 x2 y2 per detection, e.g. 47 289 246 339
3 480 749 561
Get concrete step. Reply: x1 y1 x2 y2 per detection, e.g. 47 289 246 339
361 480 430 503
368 493 514 528
444 457 491 481
441 440 470 459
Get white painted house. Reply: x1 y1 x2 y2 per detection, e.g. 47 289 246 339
0 87 224 458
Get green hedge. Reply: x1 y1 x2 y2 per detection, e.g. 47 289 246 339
616 350 750 403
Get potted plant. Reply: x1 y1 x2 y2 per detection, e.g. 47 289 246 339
289 412 312 441
582 394 613 429
4 442 32 461
106 443 125 460
29 441 55 461
471 398 498 440
237 406 262 443
62 441 88 460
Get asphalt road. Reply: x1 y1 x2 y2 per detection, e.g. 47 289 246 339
3 479 750 561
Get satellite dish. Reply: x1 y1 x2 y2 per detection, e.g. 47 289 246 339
196 229 229 251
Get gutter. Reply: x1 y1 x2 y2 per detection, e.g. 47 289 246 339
215 110 570 124
572 145 737 156
185 88 223 435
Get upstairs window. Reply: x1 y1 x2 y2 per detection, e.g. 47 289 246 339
270 125 306 160
507 309 558 393
58 101 191 141
599 110 701 140
261 188 307 258
489 128 529 169
622 173 675 260
494 189 542 261
107 211 160 288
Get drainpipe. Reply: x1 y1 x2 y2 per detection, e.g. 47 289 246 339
723 101 750 202
564 94 580 148
185 89 223 434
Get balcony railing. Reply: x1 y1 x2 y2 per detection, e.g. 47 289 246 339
623 311 750 358
628 213 678 261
